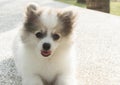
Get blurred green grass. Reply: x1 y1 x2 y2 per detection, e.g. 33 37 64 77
55 0 120 16
110 2 120 16
55 0 86 8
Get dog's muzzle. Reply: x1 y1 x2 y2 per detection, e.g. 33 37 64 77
43 43 51 50
41 43 51 57
41 50 51 57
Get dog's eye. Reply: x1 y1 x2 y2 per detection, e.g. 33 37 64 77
52 34 60 40
35 32 44 38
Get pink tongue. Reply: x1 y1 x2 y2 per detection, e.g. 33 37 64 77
41 50 51 57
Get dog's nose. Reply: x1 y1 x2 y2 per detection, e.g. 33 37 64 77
43 43 51 50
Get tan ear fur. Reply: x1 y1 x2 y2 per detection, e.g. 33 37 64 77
25 3 38 17
24 3 40 31
57 11 76 36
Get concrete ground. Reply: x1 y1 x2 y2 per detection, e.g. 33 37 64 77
0 0 120 85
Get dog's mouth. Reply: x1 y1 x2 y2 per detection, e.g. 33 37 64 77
41 50 51 57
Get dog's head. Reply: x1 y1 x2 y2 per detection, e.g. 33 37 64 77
21 3 76 57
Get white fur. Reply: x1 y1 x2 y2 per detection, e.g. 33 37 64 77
40 8 58 29
13 6 77 85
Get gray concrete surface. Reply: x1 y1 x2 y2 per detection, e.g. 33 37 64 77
0 0 120 85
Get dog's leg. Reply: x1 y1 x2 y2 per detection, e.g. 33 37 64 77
55 75 77 85
22 75 43 85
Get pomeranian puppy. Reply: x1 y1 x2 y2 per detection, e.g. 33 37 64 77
13 3 77 85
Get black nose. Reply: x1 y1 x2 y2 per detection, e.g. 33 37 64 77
43 43 51 50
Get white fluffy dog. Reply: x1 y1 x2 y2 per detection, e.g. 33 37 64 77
13 3 77 85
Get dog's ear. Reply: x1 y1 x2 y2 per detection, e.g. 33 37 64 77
24 3 40 31
25 3 38 18
58 11 76 36
58 11 75 23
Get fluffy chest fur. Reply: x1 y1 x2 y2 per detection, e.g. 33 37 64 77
15 42 74 82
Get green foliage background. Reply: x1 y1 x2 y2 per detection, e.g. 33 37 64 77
56 0 120 16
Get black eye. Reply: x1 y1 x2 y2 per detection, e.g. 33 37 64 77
35 32 44 38
52 34 60 40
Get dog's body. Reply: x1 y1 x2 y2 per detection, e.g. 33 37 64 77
13 3 77 85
